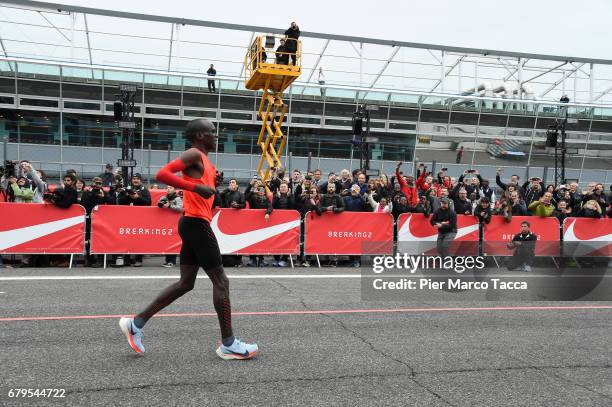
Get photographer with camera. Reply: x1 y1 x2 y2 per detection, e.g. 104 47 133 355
81 176 114 213
271 181 294 267
118 173 151 207
296 184 322 267
7 175 34 203
81 177 114 267
245 179 273 267
41 173 78 267
157 185 183 268
116 173 151 267
44 173 78 208
20 162 47 203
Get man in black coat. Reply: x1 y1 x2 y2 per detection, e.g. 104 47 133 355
276 39 289 65
507 221 537 272
430 198 457 258
319 182 345 214
284 22 300 65
220 179 246 209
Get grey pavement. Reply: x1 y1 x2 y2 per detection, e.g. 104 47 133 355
0 267 610 406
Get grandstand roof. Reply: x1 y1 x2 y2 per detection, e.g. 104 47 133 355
2 0 612 104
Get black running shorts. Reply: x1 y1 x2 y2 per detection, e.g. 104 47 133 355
178 216 222 270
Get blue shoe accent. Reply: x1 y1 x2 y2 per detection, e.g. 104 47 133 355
119 317 145 354
216 338 258 360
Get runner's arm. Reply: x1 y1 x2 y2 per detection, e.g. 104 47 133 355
156 158 197 192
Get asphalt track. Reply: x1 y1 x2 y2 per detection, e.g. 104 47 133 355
1 267 611 407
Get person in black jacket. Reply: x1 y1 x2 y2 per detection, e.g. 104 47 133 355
495 168 521 195
553 200 572 223
318 182 345 267
44 173 79 267
452 188 472 216
296 187 321 268
318 172 342 195
245 181 273 267
319 182 345 214
412 195 431 216
117 173 152 207
116 173 151 267
81 177 115 267
474 197 492 224
507 221 537 272
220 179 246 209
275 39 289 65
206 64 216 93
272 181 294 210
271 182 294 267
284 22 300 65
99 163 115 187
430 198 457 258
46 173 78 208
392 195 411 220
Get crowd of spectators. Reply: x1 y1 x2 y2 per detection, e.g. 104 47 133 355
1 159 611 268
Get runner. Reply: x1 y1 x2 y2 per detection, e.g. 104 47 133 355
119 118 258 360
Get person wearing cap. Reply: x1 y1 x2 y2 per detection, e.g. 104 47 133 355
100 163 115 187
430 197 457 258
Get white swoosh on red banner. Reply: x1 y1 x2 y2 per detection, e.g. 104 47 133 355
563 219 612 242
397 215 479 242
563 219 611 256
0 216 84 251
210 212 300 253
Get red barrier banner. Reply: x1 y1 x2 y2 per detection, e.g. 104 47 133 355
91 205 181 254
563 217 612 257
91 207 300 255
396 213 479 255
0 203 85 254
304 211 393 255
210 209 300 255
483 215 560 256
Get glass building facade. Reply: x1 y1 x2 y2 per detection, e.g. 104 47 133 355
1 59 611 182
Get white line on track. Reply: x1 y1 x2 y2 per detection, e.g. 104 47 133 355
0 274 608 281
1 274 357 281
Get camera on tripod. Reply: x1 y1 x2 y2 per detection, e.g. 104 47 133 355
0 160 18 178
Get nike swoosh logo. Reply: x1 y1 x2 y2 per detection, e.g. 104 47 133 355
210 211 300 253
0 216 84 251
563 218 611 256
563 219 612 242
397 214 478 242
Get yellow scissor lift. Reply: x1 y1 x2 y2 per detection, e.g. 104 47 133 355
245 35 301 189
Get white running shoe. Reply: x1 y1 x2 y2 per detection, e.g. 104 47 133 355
216 338 258 360
119 317 145 355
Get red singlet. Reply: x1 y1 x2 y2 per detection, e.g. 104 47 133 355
182 151 216 222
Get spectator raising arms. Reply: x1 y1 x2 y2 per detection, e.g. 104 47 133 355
395 162 418 206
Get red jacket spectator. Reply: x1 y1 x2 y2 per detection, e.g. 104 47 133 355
395 164 418 206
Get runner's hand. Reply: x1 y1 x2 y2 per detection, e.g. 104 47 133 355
194 184 214 199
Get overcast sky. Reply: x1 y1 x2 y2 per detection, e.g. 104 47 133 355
60 0 612 60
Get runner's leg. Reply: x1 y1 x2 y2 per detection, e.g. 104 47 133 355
133 263 198 328
204 266 233 342
133 216 200 328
